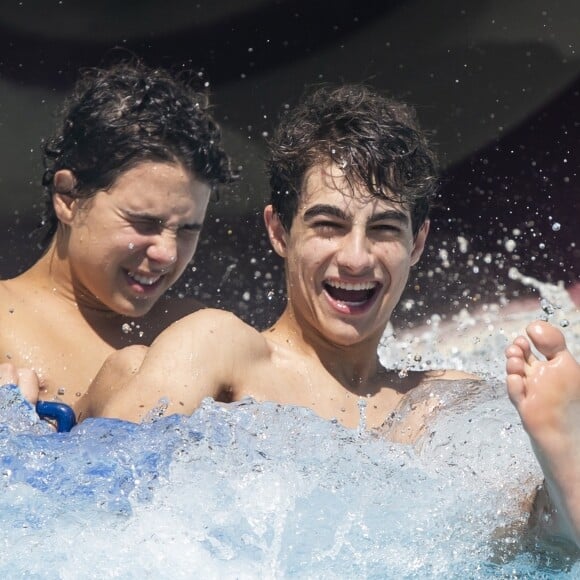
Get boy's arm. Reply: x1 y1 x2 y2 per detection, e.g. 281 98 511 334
83 309 259 423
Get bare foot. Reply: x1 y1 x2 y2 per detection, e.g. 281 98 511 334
506 321 580 438
505 320 580 547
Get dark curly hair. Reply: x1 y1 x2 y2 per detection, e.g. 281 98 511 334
268 84 438 235
40 60 234 247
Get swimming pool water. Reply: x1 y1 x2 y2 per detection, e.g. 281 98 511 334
0 282 578 578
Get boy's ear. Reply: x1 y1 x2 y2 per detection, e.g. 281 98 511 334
410 219 429 266
52 170 77 224
264 204 288 258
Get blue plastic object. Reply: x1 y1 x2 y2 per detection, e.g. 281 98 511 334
36 401 77 433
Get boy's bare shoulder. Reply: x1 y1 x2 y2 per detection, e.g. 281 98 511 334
0 275 52 317
171 307 252 332
0 276 26 301
166 308 268 353
0 278 35 335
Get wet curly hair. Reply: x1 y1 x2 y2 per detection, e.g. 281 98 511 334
268 84 438 235
40 60 234 247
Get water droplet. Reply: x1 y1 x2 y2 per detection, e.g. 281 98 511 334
560 319 570 328
504 239 516 252
121 323 132 334
539 298 555 319
456 236 469 253
551 222 561 232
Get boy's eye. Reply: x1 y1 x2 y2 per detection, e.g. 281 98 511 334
178 225 201 237
129 217 163 235
314 220 342 230
313 221 343 236
372 223 401 233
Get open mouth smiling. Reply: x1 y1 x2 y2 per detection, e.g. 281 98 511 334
126 270 165 292
323 280 381 312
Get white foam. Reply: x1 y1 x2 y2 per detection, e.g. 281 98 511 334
0 274 578 576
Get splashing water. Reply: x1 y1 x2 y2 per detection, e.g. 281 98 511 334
0 274 578 577
383 271 579 378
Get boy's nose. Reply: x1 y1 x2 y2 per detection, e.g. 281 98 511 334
336 230 374 273
146 232 177 265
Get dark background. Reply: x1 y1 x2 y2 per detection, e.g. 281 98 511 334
0 0 578 329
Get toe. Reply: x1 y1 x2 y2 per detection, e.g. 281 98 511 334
506 373 526 404
505 343 525 359
526 320 567 360
506 353 526 376
506 336 535 365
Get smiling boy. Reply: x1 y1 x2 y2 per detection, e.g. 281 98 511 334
0 61 233 412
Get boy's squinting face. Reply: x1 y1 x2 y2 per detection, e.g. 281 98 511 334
271 162 428 347
64 161 211 317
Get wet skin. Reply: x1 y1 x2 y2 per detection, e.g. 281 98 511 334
0 160 211 409
506 320 580 548
76 162 470 431
55 161 211 317
267 162 428 351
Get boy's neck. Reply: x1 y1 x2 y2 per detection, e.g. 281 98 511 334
266 306 384 393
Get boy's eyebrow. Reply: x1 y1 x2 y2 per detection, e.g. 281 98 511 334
303 204 348 221
303 204 410 225
124 210 162 221
368 210 409 225
125 210 203 230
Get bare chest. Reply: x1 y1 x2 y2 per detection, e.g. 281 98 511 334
0 299 116 408
234 356 405 430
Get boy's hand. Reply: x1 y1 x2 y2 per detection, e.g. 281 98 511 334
0 362 41 404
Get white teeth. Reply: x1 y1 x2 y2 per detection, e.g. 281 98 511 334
129 272 162 286
325 280 377 291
